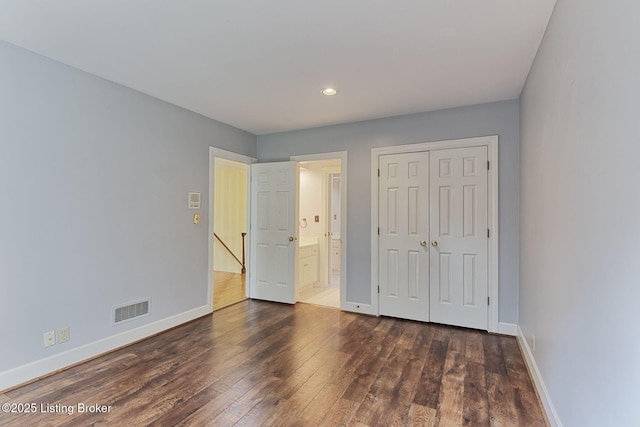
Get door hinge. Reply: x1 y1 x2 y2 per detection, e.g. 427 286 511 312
487 160 490 170
487 228 490 238
487 296 490 306
378 285 380 294
378 227 380 235
377 169 380 177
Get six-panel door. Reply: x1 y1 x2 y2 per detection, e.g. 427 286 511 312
378 152 430 322
429 146 488 330
249 161 298 304
377 146 489 330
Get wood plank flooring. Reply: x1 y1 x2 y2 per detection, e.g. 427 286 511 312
213 271 246 311
0 301 547 426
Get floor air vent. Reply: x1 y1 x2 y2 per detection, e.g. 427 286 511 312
113 299 150 324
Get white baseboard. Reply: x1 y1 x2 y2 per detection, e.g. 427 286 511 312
498 322 518 336
342 301 377 316
0 305 211 392
516 326 563 427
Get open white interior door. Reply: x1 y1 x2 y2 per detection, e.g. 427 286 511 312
249 161 299 304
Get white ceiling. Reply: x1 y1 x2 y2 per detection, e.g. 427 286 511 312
0 1 556 135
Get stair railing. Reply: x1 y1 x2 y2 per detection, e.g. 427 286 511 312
214 232 246 274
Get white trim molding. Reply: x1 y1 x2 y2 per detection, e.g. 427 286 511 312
342 302 377 316
0 305 210 392
517 326 564 427
371 135 499 332
498 322 518 336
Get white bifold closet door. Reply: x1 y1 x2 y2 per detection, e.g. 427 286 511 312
378 152 430 322
429 146 488 330
378 146 489 330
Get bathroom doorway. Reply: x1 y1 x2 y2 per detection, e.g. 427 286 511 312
296 158 343 308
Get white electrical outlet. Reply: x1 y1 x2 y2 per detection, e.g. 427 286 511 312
59 327 70 344
532 334 536 351
44 330 56 347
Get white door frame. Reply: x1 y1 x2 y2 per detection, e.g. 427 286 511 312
328 173 341 283
208 147 257 313
326 173 333 285
370 135 499 332
291 151 347 310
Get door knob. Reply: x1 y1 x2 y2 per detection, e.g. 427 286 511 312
431 240 438 247
420 240 427 247
288 237 294 242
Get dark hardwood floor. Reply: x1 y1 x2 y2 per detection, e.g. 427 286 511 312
0 301 547 426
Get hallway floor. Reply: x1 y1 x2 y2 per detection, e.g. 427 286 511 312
213 271 246 311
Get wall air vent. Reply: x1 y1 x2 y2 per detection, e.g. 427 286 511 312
113 298 150 325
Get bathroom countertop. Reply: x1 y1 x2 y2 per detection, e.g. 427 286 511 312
299 236 319 247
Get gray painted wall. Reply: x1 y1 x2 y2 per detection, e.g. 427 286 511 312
0 41 255 372
258 100 520 324
520 1 640 425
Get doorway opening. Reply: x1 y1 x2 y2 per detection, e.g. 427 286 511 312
243 151 346 308
297 159 342 308
212 156 249 311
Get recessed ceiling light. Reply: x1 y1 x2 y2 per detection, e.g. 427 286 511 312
321 87 337 96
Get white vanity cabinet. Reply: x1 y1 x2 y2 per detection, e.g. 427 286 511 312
298 240 319 288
